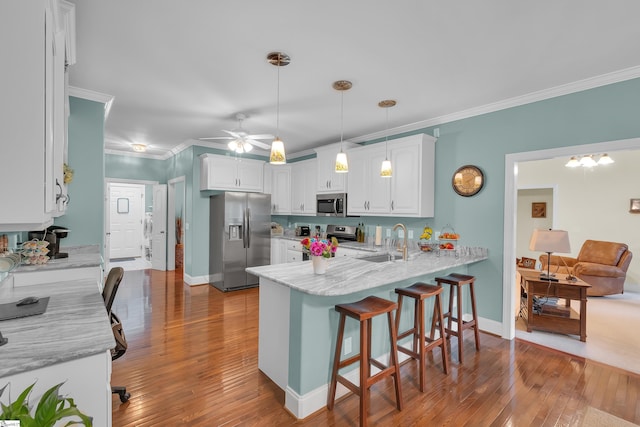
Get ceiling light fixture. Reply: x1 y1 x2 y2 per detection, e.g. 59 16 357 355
267 52 290 165
131 143 147 152
379 99 396 178
579 155 597 168
566 153 615 168
565 156 580 168
226 114 254 154
597 153 614 165
333 80 352 173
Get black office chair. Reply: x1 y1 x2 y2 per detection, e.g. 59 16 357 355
102 267 131 403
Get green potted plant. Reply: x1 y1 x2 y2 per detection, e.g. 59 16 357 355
0 382 92 427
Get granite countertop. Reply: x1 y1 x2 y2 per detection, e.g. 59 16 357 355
0 277 114 378
14 245 103 273
272 235 379 252
246 248 489 296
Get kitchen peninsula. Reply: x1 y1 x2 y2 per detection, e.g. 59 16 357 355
246 248 488 419
0 245 112 426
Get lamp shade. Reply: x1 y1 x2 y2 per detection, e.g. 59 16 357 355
335 151 348 173
269 138 286 164
529 229 571 254
380 159 392 177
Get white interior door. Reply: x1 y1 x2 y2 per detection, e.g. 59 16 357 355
109 183 144 259
152 184 167 271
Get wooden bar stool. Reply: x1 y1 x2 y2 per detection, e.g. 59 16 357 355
395 283 449 392
327 295 403 427
432 273 480 364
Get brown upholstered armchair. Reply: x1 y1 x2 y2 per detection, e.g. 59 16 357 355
539 240 632 296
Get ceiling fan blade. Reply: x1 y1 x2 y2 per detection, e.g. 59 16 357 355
223 129 243 138
250 140 272 150
198 136 233 140
245 134 275 140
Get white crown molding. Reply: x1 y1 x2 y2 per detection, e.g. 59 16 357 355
68 86 114 118
102 65 640 159
349 65 640 143
104 148 165 160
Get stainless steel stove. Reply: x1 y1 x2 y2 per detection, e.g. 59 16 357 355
326 225 357 242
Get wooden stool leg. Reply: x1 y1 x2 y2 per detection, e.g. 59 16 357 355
387 311 403 410
361 318 370 427
417 298 426 392
328 313 346 409
469 282 481 351
435 293 449 374
456 284 464 363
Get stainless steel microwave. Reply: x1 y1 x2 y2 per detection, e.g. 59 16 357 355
316 193 347 217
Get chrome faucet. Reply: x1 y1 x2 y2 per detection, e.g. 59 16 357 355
393 223 408 261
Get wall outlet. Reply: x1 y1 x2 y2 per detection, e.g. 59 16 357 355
386 229 391 238
397 229 404 239
344 337 352 355
408 229 414 239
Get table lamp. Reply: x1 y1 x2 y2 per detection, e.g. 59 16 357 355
529 229 571 282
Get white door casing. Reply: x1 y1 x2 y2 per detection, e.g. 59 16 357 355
152 184 167 271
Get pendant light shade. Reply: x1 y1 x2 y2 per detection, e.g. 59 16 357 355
269 138 286 164
333 80 352 173
379 99 396 178
267 52 290 165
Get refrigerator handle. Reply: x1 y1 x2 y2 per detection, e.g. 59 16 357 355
245 207 251 248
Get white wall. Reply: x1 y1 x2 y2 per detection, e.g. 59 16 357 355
516 188 553 264
518 151 640 291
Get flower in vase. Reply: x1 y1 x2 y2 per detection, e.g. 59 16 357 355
301 237 338 258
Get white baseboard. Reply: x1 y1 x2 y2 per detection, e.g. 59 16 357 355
183 273 212 286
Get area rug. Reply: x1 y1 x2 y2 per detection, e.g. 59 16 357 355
581 406 639 427
515 291 640 375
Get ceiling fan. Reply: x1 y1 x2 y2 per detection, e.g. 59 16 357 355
199 113 273 153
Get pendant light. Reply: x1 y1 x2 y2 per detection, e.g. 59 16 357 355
333 80 352 173
379 99 396 178
267 52 290 164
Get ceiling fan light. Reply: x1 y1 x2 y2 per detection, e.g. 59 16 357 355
270 138 286 164
335 151 348 173
228 140 239 151
243 141 253 153
380 159 392 178
598 153 614 165
565 156 580 168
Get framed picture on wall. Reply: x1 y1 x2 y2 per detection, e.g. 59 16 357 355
532 202 546 218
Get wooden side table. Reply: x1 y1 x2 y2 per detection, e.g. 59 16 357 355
518 268 591 342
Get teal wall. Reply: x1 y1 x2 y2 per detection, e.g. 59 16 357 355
54 97 105 249
105 153 167 183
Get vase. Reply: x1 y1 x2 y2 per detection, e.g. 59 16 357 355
311 255 328 275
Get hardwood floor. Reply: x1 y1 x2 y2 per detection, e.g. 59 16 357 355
110 269 640 426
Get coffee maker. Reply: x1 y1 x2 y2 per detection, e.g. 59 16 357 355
28 226 69 259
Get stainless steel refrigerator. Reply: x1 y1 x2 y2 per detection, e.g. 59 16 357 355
209 192 271 291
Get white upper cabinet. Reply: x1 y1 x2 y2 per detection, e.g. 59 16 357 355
314 143 356 194
199 154 264 192
347 145 390 215
270 165 291 214
0 0 73 231
290 159 317 215
347 134 435 217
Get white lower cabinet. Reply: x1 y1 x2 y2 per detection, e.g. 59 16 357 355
270 238 287 265
347 133 435 217
290 159 317 215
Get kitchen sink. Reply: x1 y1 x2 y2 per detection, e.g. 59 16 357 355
358 253 403 263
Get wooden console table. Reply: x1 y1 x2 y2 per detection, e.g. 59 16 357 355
518 268 591 342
